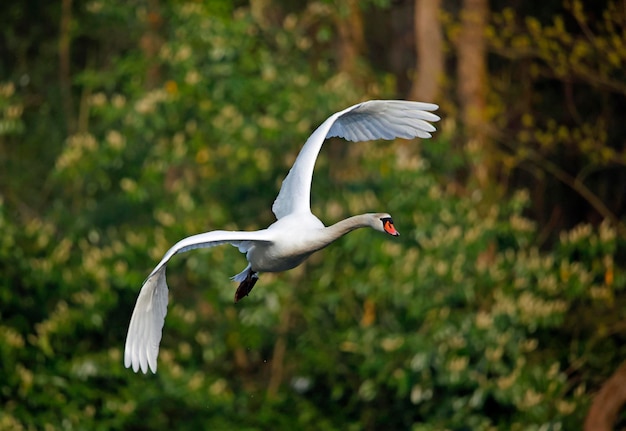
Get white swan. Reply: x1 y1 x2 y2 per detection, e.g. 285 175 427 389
124 100 440 373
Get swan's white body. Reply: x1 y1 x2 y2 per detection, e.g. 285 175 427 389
124 100 440 373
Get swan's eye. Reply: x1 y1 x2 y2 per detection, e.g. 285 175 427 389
381 217 400 236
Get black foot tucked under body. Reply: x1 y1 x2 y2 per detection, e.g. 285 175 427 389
235 270 258 302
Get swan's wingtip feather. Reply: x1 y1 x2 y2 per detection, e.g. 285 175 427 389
124 266 169 374
149 357 157 373
272 99 442 218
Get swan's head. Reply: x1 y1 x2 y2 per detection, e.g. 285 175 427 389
372 213 400 236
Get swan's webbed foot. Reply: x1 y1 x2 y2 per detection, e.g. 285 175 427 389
235 270 259 303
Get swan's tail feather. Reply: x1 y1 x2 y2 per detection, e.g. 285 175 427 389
231 264 252 282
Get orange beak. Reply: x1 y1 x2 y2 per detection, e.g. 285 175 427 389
383 219 400 236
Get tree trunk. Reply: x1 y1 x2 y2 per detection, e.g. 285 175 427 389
140 0 163 90
333 0 365 77
410 0 443 103
584 360 626 431
250 0 282 29
457 0 489 186
59 0 74 134
266 306 290 398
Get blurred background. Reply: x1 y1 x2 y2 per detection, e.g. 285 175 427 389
1 0 625 429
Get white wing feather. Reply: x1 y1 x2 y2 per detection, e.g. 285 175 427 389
124 266 169 373
271 100 440 219
124 230 274 373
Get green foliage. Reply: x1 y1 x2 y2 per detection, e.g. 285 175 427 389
296 153 624 429
3 139 624 429
0 82 23 136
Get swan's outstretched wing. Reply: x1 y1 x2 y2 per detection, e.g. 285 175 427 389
124 230 274 374
271 100 440 219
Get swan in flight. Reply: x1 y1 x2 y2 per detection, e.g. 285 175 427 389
124 100 440 373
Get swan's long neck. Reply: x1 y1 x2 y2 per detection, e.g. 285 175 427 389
322 214 376 243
